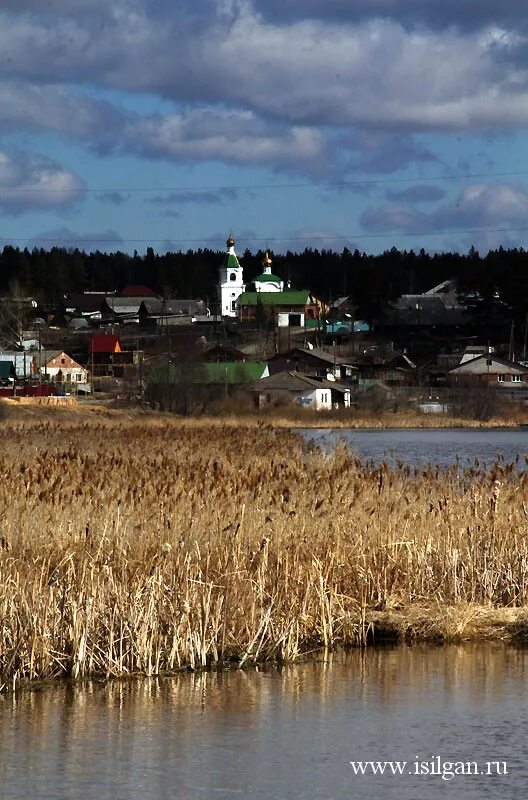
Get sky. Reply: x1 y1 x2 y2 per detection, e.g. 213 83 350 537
0 0 528 256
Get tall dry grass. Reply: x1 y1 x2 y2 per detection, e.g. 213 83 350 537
1 416 528 690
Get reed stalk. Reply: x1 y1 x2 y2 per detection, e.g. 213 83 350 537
0 415 527 690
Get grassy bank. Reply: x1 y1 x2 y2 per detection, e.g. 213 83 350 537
1 397 526 429
1 417 528 691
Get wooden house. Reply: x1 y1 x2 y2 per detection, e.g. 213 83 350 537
268 347 357 382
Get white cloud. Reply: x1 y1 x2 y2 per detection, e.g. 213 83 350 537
0 81 124 138
1 4 528 135
0 150 85 215
251 0 528 32
360 183 528 235
123 108 325 170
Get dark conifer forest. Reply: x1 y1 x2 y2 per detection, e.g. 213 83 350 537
0 244 527 324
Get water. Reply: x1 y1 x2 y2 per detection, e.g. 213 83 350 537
1 645 527 799
301 427 528 469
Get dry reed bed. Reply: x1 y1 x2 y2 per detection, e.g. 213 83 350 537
1 418 528 691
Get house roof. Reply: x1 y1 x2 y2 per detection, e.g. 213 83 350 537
44 351 84 370
449 354 528 374
202 343 247 362
140 298 208 316
248 370 348 393
200 362 268 384
331 296 350 308
148 361 269 385
269 347 356 368
65 292 112 313
237 290 312 307
90 334 122 354
102 297 144 314
120 284 158 297
0 360 15 379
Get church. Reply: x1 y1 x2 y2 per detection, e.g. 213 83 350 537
217 234 327 325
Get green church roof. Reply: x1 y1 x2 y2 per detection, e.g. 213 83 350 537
254 273 282 283
237 291 311 306
223 253 241 270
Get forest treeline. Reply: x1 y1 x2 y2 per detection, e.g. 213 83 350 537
0 243 527 323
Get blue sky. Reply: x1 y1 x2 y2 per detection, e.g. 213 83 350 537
1 0 528 255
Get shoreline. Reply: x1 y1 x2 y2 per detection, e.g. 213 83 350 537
5 606 528 693
0 398 526 429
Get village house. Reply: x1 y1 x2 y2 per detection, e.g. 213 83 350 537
353 346 417 386
268 347 357 382
40 351 89 388
138 298 210 327
448 354 528 393
90 333 124 376
0 350 40 378
148 360 268 390
63 292 111 320
248 370 351 410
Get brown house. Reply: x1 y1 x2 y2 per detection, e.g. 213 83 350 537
89 334 138 378
268 347 357 381
449 354 528 389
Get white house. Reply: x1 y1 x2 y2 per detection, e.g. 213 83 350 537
218 234 245 317
249 370 351 410
41 352 89 385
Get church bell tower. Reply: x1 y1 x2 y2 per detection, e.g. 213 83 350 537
218 234 245 317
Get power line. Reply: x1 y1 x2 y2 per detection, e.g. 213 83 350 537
1 169 528 194
3 225 528 246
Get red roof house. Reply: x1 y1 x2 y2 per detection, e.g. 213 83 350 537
90 334 122 354
120 285 159 298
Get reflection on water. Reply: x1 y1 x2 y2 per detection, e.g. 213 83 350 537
301 427 528 468
1 645 528 799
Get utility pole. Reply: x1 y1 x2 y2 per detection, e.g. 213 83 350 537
509 320 515 362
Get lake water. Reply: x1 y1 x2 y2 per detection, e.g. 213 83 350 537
1 645 527 799
301 427 528 469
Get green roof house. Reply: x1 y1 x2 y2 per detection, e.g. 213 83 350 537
147 361 269 386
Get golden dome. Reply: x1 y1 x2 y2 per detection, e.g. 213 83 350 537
262 250 272 266
226 233 235 248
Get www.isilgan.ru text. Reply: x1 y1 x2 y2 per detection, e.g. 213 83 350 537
350 756 508 781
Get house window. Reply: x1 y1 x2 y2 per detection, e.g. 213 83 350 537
512 375 522 383
231 301 236 312
61 358 66 365
497 375 505 382
230 272 237 281
76 374 83 382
